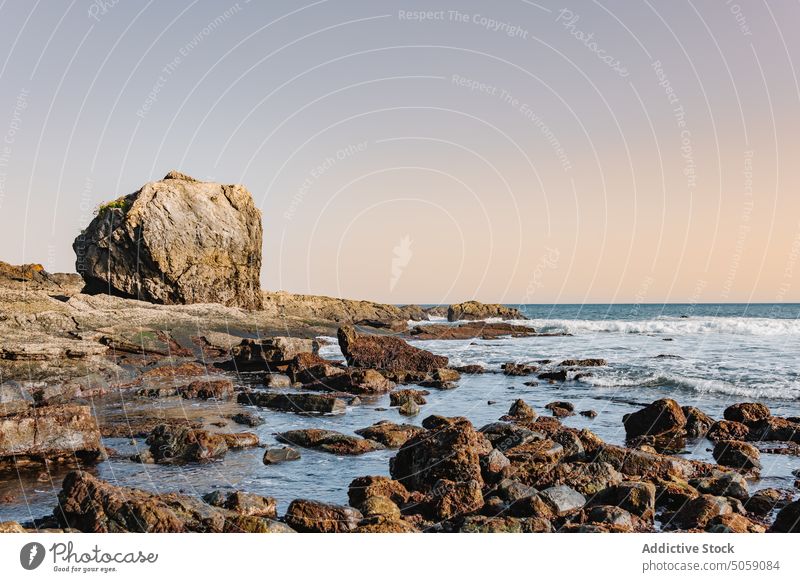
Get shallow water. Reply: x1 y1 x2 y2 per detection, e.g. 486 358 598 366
1 303 799 524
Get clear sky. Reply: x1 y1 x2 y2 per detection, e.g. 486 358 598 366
0 0 798 305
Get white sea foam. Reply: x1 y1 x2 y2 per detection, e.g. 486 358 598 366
526 316 800 336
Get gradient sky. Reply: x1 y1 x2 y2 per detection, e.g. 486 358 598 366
0 0 798 304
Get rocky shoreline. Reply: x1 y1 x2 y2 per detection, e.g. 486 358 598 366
1 173 798 533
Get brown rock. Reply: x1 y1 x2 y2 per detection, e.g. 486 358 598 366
501 362 538 376
623 399 686 438
545 401 575 418
302 368 395 395
559 358 607 367
202 490 277 518
276 429 383 455
507 399 536 420
447 301 525 322
428 479 484 520
682 406 714 438
338 326 447 372
706 420 749 442
145 424 228 463
237 391 346 414
712 440 761 471
284 499 362 533
390 389 428 407
769 499 800 532
706 513 765 533
355 421 425 448
671 494 735 530
723 402 771 425
410 322 536 341
347 476 412 509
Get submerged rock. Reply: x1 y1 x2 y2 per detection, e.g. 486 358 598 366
73 171 263 309
263 446 301 465
145 424 229 463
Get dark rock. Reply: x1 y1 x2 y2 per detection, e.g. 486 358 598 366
623 398 686 438
262 446 301 465
587 505 634 530
682 406 714 438
145 424 228 463
745 488 793 517
399 399 420 416
507 399 536 420
301 368 395 395
479 422 544 452
389 388 428 407
654 476 700 511
670 494 736 530
769 499 800 532
592 482 656 519
73 172 263 309
545 401 575 418
337 326 448 372
706 513 765 533
231 411 264 427
724 402 771 425
237 391 346 414
453 364 485 374
580 410 598 419
347 476 413 509
712 440 761 471
747 416 800 443
411 323 536 341
459 515 552 533
502 362 538 376
691 470 749 501
559 358 607 367
284 499 362 533
277 429 383 455
538 370 567 382
220 338 319 372
706 420 749 442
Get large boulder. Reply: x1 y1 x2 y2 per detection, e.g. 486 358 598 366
73 171 263 309
337 326 448 372
390 416 490 492
284 499 362 533
623 399 686 439
0 404 105 465
447 301 525 322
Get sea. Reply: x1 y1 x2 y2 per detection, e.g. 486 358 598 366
2 303 799 524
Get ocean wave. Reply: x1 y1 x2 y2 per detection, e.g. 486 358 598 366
586 370 800 400
526 316 800 336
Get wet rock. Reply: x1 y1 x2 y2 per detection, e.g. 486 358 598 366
337 325 447 372
237 391 346 414
223 515 296 533
538 370 567 382
428 479 484 520
286 352 344 385
220 338 319 372
623 398 686 438
747 416 800 443
202 490 277 518
552 430 585 460
174 378 234 400
220 432 259 449
262 446 301 465
389 388 428 407
501 362 538 376
723 402 771 425
359 495 402 520
712 440 761 471
410 322 537 341
145 424 228 463
706 420 749 442
284 499 362 533
769 499 800 532
399 399 420 416
459 515 552 533
447 301 525 322
355 421 425 448
0 404 104 466
691 470 749 501
589 444 694 480
418 367 460 389
541 462 623 497
55 471 281 532
745 488 793 517
592 482 656 519
354 516 419 533
682 406 714 438
481 448 511 481
559 358 607 367
580 410 598 419
390 416 488 492
74 172 263 309
453 364 485 374
670 494 736 530
231 411 264 427
545 401 575 418
302 368 396 395
540 485 585 516
276 429 384 455
506 398 536 420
